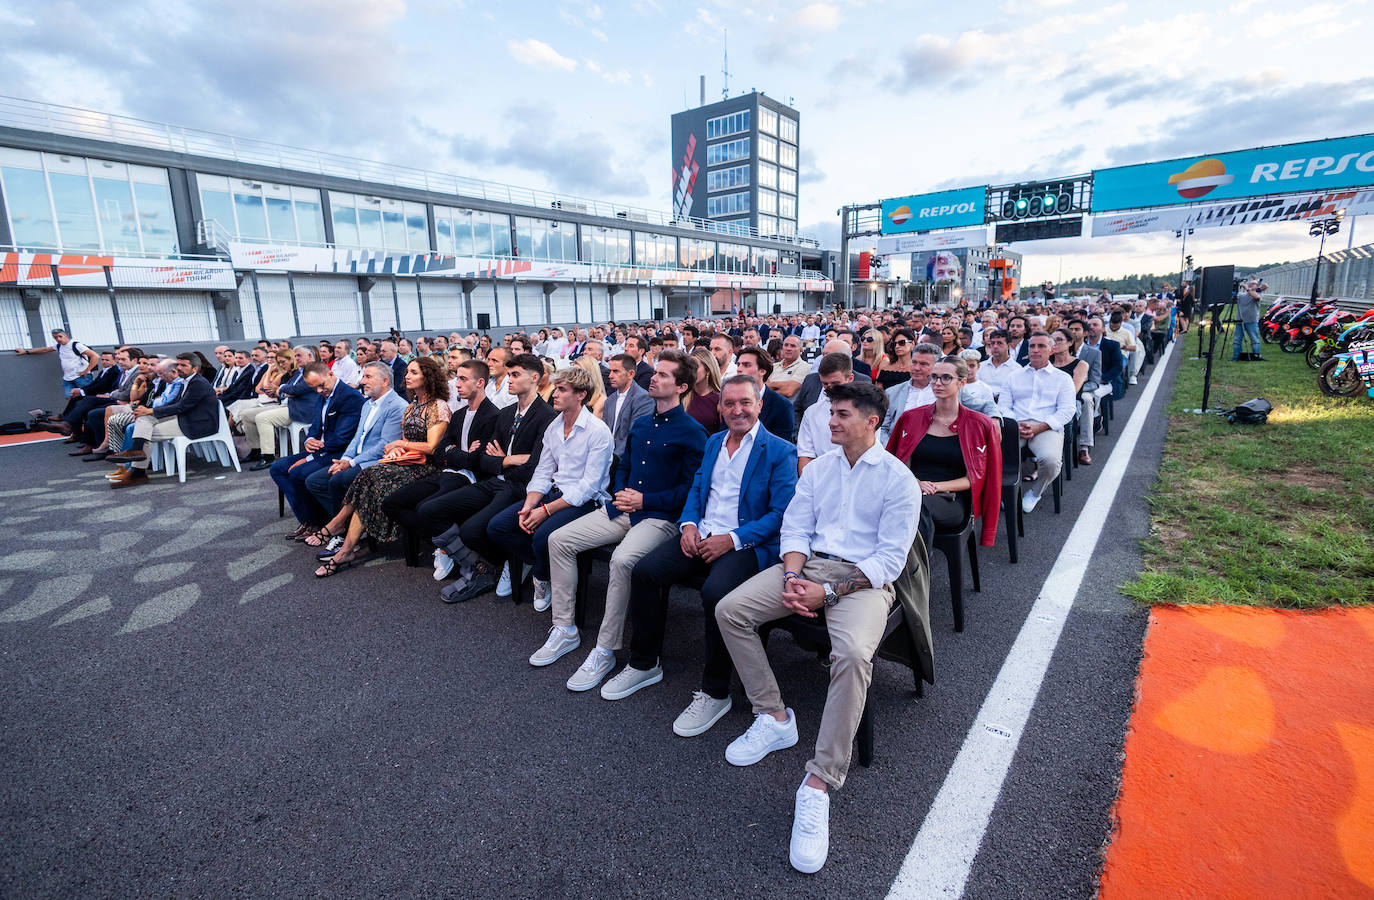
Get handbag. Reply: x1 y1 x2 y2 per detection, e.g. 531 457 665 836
381 447 427 466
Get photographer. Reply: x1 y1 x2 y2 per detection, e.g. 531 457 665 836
1232 279 1267 362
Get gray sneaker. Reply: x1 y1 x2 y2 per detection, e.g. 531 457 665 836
567 648 617 692
532 577 551 612
672 691 732 737
529 626 580 667
599 662 663 700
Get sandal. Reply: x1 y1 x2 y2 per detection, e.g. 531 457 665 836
314 549 360 578
303 527 338 547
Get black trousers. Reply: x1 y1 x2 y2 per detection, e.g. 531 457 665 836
440 479 526 572
628 540 760 699
921 491 971 539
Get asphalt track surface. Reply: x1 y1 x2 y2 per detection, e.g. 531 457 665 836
0 347 1177 898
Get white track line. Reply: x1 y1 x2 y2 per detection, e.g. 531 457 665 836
887 343 1174 899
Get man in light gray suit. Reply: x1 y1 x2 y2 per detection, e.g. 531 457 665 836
878 343 940 445
305 361 407 521
602 354 655 470
1069 319 1109 465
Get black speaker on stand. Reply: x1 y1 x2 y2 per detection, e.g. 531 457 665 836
1195 264 1236 414
477 313 491 331
653 308 665 322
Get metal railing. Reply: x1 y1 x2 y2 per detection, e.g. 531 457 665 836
0 95 820 249
1253 242 1374 307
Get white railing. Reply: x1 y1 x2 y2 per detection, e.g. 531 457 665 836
0 95 821 249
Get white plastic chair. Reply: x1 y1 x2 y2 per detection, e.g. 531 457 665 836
151 404 242 483
273 420 310 457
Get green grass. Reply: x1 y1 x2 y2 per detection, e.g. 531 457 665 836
1121 324 1374 608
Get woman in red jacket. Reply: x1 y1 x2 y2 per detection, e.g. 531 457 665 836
885 355 1003 547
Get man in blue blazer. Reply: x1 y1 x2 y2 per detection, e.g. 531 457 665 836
304 361 407 522
379 338 410 401
270 361 365 532
621 374 799 738
1084 315 1126 400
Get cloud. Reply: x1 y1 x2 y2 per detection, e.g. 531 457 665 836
795 3 840 29
886 30 998 91
507 38 578 71
684 7 723 36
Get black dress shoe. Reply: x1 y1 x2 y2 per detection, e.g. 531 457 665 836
82 452 110 462
244 448 262 461
249 456 275 471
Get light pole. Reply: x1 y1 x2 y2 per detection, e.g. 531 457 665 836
1309 211 1345 303
1174 227 1193 294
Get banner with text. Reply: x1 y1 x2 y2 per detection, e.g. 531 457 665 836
880 186 986 234
1090 189 1374 237
0 252 237 289
875 227 991 253
1092 133 1374 212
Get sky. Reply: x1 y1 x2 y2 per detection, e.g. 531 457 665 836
2 0 1372 285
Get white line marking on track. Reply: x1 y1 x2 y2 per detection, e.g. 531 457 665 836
887 343 1174 900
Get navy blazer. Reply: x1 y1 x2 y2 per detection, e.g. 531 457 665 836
220 364 266 405
152 373 219 440
307 381 365 458
278 369 322 424
1093 337 1125 382
609 404 707 525
759 386 793 440
680 425 799 571
388 355 409 400
82 365 120 396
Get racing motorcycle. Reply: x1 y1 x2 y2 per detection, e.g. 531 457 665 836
1304 310 1374 370
1317 337 1374 398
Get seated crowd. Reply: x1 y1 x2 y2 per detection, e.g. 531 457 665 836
29 292 1174 874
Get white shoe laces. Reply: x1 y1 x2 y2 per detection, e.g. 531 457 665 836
683 691 717 718
581 650 608 673
540 627 567 653
738 713 781 749
795 787 827 835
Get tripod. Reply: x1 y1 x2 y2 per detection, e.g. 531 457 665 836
1198 298 1238 413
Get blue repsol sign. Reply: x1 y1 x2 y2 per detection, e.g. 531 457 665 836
880 186 986 234
1092 133 1374 212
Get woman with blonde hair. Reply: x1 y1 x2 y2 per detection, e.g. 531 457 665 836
859 328 889 386
572 355 607 417
687 345 723 433
537 357 557 402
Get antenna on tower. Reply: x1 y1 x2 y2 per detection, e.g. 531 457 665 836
721 29 730 100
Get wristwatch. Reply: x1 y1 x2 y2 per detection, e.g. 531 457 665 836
822 583 840 608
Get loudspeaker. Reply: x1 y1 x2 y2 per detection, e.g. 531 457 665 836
477 313 491 330
772 303 782 315
653 308 665 322
1199 265 1235 308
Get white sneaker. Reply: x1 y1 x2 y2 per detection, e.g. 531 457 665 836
495 563 513 598
529 626 580 667
725 709 798 766
1129 375 1138 385
1021 488 1041 514
432 549 454 582
598 661 663 699
533 578 551 612
567 647 618 692
673 691 732 737
790 777 831 874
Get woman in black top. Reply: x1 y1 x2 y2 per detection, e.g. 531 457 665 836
878 328 917 389
1049 328 1088 396
1177 284 1195 334
903 356 973 536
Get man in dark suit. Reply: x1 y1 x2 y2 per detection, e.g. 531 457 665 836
269 361 365 531
64 348 140 450
383 358 502 566
619 374 799 735
56 349 119 426
1084 315 1126 400
220 348 267 409
603 354 655 469
792 340 872 437
625 336 655 390
378 338 409 401
429 354 557 601
107 352 220 488
734 347 794 440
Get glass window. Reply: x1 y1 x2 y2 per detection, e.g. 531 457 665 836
406 210 428 251
779 144 797 170
490 214 512 256
777 219 797 237
331 203 359 247
92 176 139 252
758 214 778 237
294 199 325 244
265 196 296 242
706 192 750 217
435 216 453 254
758 163 778 190
382 209 406 250
779 194 796 219
706 110 750 139
233 191 267 240
459 213 480 256
707 139 750 166
50 172 100 249
2 167 57 247
758 189 777 216
133 181 177 254
707 165 749 193
758 135 777 164
357 207 383 248
779 115 798 144
759 107 778 136
779 168 797 195
200 188 235 234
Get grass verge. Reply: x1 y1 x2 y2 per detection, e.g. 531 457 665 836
1122 324 1374 608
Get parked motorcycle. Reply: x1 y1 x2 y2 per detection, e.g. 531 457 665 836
1317 338 1374 398
1304 310 1374 370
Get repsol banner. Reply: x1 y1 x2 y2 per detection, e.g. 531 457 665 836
1092 133 1374 212
880 186 986 234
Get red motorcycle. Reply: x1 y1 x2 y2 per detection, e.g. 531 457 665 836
1280 301 1340 354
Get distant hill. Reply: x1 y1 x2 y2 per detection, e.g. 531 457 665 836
1054 264 1281 295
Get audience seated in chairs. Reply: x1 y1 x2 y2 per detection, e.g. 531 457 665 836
714 381 921 874
106 352 221 489
312 357 452 577
271 362 366 537
878 342 939 445
242 345 320 469
65 347 141 456
533 351 706 693
1004 332 1078 514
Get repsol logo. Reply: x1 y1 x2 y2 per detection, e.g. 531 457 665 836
918 202 977 218
1251 150 1374 182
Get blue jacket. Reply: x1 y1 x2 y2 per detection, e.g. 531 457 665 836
278 369 322 424
1089 337 1125 382
151 373 219 440
342 390 407 469
759 386 793 440
679 425 799 571
307 380 365 459
388 355 409 401
609 404 707 526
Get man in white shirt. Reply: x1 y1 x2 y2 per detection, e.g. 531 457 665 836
768 336 812 399
483 348 517 409
978 330 1022 406
710 333 738 378
878 342 939 444
545 327 569 359
715 380 921 874
331 340 362 388
800 315 822 345
1005 332 1077 513
796 353 854 471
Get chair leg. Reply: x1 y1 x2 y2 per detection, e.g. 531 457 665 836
573 554 593 631
968 530 980 593
278 487 285 519
175 441 188 483
1002 485 1019 564
857 701 874 767
940 540 964 633
1052 471 1062 514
